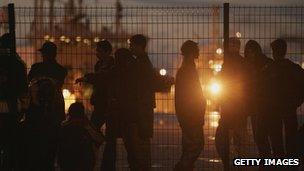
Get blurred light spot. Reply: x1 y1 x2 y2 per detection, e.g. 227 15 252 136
209 159 221 163
159 120 164 125
159 69 167 76
49 37 55 42
213 64 222 72
216 48 223 55
60 35 66 42
94 37 100 42
209 82 221 95
76 36 82 42
236 32 242 38
44 35 50 41
62 89 71 99
64 38 70 43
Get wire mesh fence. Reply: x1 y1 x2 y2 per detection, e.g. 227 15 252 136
1 3 304 170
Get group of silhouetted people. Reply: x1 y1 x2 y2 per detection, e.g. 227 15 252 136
215 38 304 171
0 31 304 171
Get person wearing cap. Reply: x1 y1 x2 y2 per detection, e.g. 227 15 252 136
270 38 304 157
28 41 67 88
75 40 115 170
215 37 249 171
0 33 28 170
174 40 206 170
28 41 67 128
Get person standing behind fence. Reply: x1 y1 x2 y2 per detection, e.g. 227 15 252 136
75 40 116 171
0 33 28 171
270 39 304 157
247 40 285 158
28 41 67 121
215 37 247 171
174 40 206 171
108 48 145 170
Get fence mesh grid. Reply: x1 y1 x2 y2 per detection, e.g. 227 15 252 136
1 4 303 170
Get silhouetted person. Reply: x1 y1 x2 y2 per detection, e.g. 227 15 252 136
28 41 67 88
0 33 27 171
244 40 272 147
58 102 104 171
128 34 154 170
247 40 285 158
21 78 64 171
108 48 145 170
215 38 247 171
28 41 67 122
75 40 115 170
271 39 304 157
174 40 206 171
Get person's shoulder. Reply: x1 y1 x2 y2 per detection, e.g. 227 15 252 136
31 62 43 69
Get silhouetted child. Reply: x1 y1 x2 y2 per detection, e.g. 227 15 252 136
58 102 104 171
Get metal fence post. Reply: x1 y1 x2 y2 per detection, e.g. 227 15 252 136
223 3 229 63
8 3 16 53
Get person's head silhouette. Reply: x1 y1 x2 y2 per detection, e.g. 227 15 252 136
271 38 287 61
96 39 112 60
228 37 241 54
38 41 57 62
244 40 262 64
128 34 147 57
68 102 85 119
181 40 199 60
0 33 12 49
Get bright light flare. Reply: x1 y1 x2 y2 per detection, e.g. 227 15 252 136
159 69 167 76
62 89 76 112
216 48 223 55
209 82 221 95
62 89 71 99
236 32 242 38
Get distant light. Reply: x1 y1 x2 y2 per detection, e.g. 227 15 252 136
127 39 131 44
62 89 71 99
213 64 222 72
209 159 221 163
159 69 167 76
209 82 221 95
83 39 90 45
44 35 50 41
94 37 100 43
159 120 164 125
64 38 71 43
49 37 55 42
216 48 223 55
236 32 242 38
60 35 66 41
76 36 82 42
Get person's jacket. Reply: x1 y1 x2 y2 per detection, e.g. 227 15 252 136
82 57 114 106
219 53 246 118
135 53 157 109
271 58 304 111
0 49 28 115
28 60 67 88
175 60 206 123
